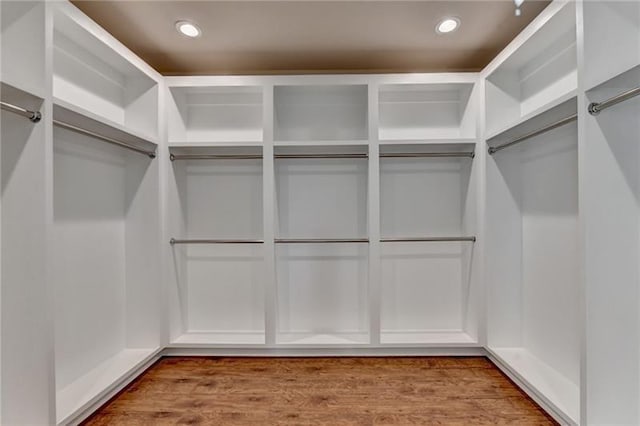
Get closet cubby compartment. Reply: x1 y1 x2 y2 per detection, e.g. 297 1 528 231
275 145 369 344
52 124 161 424
379 144 478 345
1 0 46 97
53 6 159 140
486 117 579 424
274 85 368 143
168 146 265 345
485 2 576 138
378 83 477 142
167 86 264 144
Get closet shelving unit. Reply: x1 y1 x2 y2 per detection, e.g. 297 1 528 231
164 76 482 349
49 3 163 424
580 1 640 422
484 2 579 424
9 0 640 424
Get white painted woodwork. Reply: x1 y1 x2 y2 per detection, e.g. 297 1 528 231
52 4 159 141
485 2 576 137
580 63 640 425
378 83 476 141
168 86 263 144
2 1 640 424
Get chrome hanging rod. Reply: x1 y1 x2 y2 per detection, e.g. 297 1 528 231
170 153 262 161
169 153 368 161
54 120 156 158
275 238 369 244
588 86 640 116
275 153 368 159
1 101 41 123
381 236 476 243
380 152 474 159
488 114 577 155
170 238 264 245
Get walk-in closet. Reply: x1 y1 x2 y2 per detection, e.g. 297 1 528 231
1 0 639 424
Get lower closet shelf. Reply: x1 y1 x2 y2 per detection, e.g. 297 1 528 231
488 347 579 424
56 348 159 425
277 332 369 345
171 332 266 346
380 330 477 346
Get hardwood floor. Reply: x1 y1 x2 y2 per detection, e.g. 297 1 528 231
83 357 557 425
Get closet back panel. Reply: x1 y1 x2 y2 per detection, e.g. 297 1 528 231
181 160 264 333
274 85 368 142
52 128 127 390
488 122 579 386
275 159 368 238
380 157 471 333
381 243 465 332
276 244 369 341
520 123 579 384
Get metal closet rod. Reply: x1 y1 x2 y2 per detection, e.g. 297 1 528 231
1 101 42 123
54 120 157 158
275 238 369 244
380 152 474 159
170 153 368 161
588 86 640 116
170 238 264 245
488 114 577 155
170 153 262 161
381 236 476 242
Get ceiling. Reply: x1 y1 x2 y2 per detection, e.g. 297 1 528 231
71 0 551 76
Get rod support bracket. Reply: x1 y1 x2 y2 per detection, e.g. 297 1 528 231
488 147 497 155
29 111 42 123
170 153 176 162
169 238 176 245
588 102 601 116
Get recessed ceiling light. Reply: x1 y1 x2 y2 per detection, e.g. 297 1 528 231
176 21 201 38
436 17 460 34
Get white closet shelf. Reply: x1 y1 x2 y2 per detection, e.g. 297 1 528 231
170 332 266 346
56 348 160 425
488 347 579 425
486 92 577 148
378 137 477 145
274 139 369 147
0 82 43 120
380 331 478 346
53 98 158 153
277 332 369 346
168 141 264 148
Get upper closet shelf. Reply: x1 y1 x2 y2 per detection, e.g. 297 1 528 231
53 4 159 142
378 83 477 141
168 85 264 144
53 98 158 157
485 1 576 137
1 82 44 122
274 84 368 143
486 92 577 152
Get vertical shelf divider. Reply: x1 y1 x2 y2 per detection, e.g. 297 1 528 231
263 84 277 346
368 84 381 345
